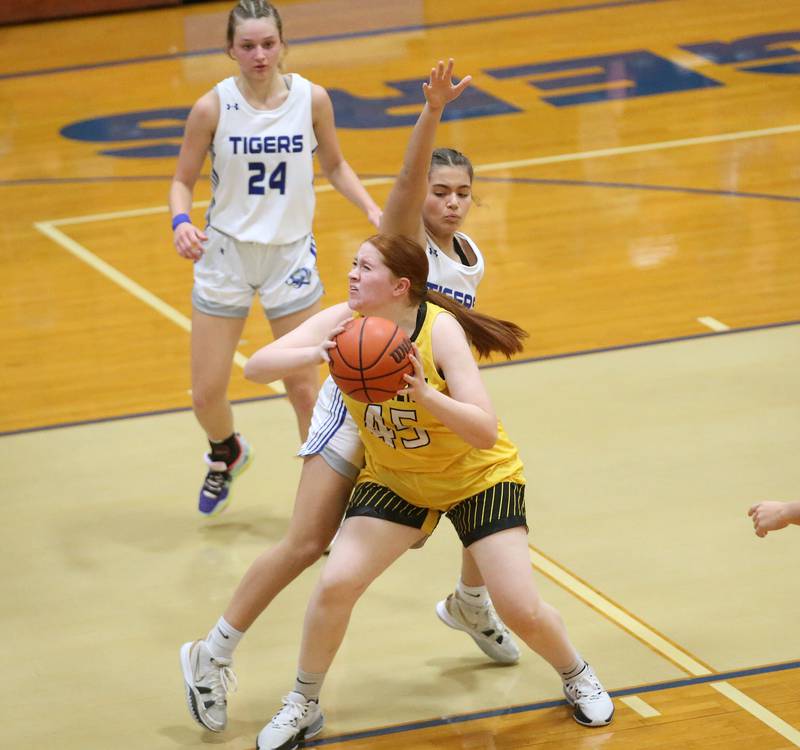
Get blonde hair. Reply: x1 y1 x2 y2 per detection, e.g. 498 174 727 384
226 0 284 49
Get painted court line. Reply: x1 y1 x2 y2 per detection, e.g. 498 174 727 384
39 123 800 227
32 221 270 388
476 123 800 172
698 316 730 332
711 681 800 746
619 695 661 718
32 121 799 415
529 546 713 676
529 548 800 743
43 180 390 227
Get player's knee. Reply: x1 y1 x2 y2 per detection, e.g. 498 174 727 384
317 569 368 607
496 597 546 637
289 534 329 567
191 382 227 412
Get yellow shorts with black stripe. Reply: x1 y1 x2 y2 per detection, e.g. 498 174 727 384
345 481 527 547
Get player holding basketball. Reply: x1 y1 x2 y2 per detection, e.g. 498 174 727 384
169 0 381 516
179 62 527 737
246 61 614 748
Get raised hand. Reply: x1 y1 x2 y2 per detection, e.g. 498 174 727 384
422 58 472 111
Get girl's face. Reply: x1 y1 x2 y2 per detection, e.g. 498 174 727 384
229 18 283 78
422 165 473 237
348 242 404 311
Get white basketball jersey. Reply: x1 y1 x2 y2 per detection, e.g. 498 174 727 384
425 231 484 309
207 75 317 244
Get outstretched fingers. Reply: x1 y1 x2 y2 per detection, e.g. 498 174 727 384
422 58 472 107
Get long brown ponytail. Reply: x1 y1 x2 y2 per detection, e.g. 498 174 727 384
426 290 527 358
367 234 528 359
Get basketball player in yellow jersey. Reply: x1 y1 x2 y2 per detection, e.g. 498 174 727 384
247 233 614 749
246 226 614 750
348 299 524 517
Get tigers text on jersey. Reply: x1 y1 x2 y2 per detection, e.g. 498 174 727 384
207 74 317 244
342 302 524 511
425 231 484 310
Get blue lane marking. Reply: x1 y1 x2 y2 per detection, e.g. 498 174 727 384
480 318 800 372
0 0 668 82
0 175 178 187
5 173 800 207
0 172 391 188
305 659 800 746
477 175 800 204
2 319 798 438
0 393 284 438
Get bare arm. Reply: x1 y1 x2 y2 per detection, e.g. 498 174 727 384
243 303 353 384
748 500 800 537
312 85 382 228
169 91 217 260
380 59 472 245
402 313 497 449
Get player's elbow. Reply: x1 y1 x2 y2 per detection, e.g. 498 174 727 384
470 421 498 450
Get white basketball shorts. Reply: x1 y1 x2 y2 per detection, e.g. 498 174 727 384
192 226 323 319
298 375 364 481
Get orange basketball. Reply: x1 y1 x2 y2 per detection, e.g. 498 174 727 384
328 317 414 403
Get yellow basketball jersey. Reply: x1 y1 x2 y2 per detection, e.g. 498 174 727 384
342 302 525 511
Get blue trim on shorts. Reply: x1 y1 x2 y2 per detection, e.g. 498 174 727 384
303 387 348 454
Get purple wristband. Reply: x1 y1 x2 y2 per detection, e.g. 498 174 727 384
171 213 191 231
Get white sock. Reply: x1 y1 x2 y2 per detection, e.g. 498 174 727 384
206 616 244 661
455 579 490 607
294 669 326 701
559 658 587 682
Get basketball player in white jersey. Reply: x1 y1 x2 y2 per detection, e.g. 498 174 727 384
180 60 522 736
169 0 381 516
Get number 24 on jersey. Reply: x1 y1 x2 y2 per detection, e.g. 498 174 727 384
248 161 286 195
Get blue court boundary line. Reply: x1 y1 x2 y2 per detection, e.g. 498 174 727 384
480 318 800 372
0 392 284 438
3 174 800 207
0 175 183 186
305 659 800 746
476 175 800 204
0 0 667 82
0 172 383 188
3 318 798 438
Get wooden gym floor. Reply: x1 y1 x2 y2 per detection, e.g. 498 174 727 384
2 1 799 748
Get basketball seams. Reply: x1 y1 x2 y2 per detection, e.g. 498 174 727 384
357 317 370 397
325 360 413 383
360 319 401 370
328 316 414 403
332 320 361 370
